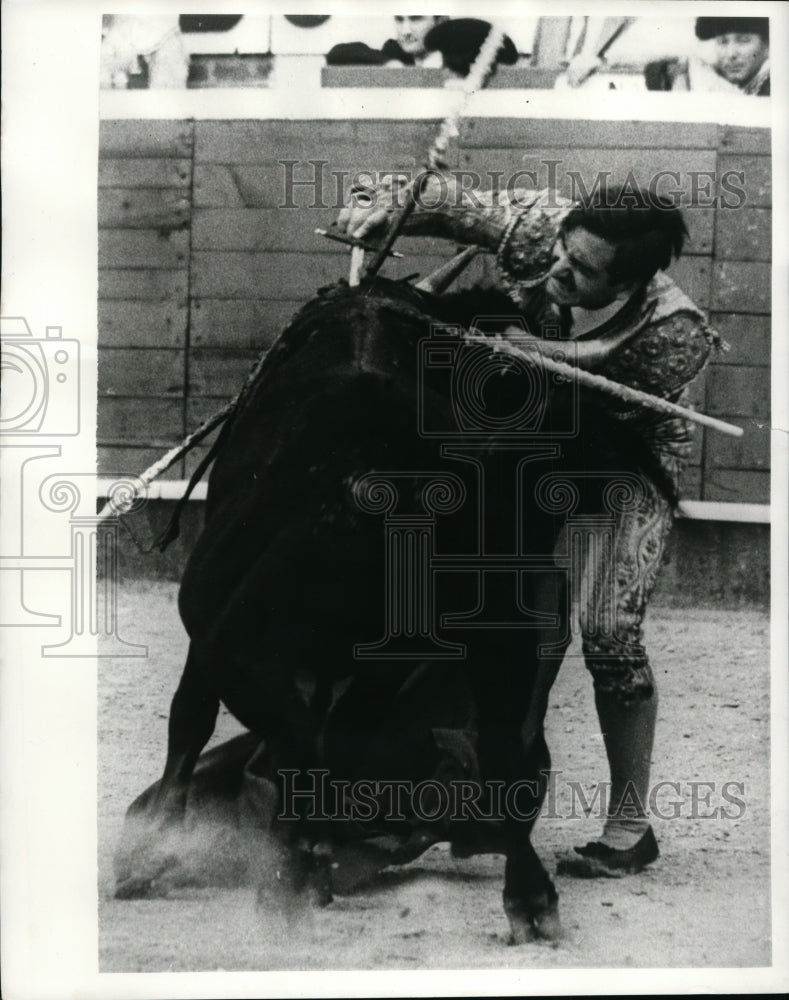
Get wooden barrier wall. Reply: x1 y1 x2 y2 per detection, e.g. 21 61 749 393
98 118 771 502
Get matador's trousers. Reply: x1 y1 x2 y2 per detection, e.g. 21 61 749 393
569 459 680 702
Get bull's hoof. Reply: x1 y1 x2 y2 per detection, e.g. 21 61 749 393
531 898 562 942
505 910 537 946
504 892 562 945
307 843 334 907
255 839 334 920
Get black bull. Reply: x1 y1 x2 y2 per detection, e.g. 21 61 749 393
114 278 652 944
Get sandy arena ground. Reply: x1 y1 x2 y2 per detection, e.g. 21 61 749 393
99 582 771 972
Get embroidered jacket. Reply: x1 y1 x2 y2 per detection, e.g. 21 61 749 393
481 189 720 481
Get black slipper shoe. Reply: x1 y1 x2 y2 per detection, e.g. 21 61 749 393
556 826 659 878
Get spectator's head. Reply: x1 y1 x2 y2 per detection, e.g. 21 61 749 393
548 185 688 308
394 16 445 59
695 17 769 88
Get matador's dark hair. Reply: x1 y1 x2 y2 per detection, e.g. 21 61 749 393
561 183 689 286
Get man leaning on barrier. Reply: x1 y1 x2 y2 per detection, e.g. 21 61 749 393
336 176 721 876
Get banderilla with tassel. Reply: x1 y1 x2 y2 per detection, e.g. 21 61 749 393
98 319 742 524
463 329 744 438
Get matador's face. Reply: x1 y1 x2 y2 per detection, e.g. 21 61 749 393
546 227 631 310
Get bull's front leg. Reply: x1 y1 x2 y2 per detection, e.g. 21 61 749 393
472 641 562 945
500 739 561 945
114 644 219 898
150 644 220 821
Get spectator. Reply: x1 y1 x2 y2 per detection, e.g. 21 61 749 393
387 15 446 67
549 16 634 88
646 17 770 95
100 15 189 89
326 16 516 78
326 16 447 69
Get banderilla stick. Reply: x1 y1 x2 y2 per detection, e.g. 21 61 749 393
314 228 403 257
96 332 285 522
96 403 232 523
464 331 744 438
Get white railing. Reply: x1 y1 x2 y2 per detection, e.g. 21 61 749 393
95 479 770 524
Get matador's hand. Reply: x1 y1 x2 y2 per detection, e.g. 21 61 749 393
335 172 454 241
335 180 402 242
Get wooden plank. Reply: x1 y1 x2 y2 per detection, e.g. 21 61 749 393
715 207 771 262
195 120 355 162
194 119 442 163
194 157 453 210
679 465 702 501
98 348 185 397
98 189 191 230
188 348 260 396
192 250 453 299
191 207 449 257
688 428 704 468
706 366 770 419
716 154 771 208
99 120 193 158
98 397 184 443
322 66 449 88
98 158 192 189
459 119 718 150
99 268 188 304
674 207 714 256
704 420 770 471
194 165 246 208
683 368 707 410
353 120 449 151
99 229 190 269
707 313 771 367
191 298 302 349
666 256 711 310
460 147 717 198
192 251 342 299
99 445 183 480
718 127 771 155
192 208 343 252
702 469 769 504
186 397 235 427
711 261 771 314
98 300 187 348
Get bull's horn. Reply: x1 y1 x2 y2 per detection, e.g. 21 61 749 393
415 245 481 294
